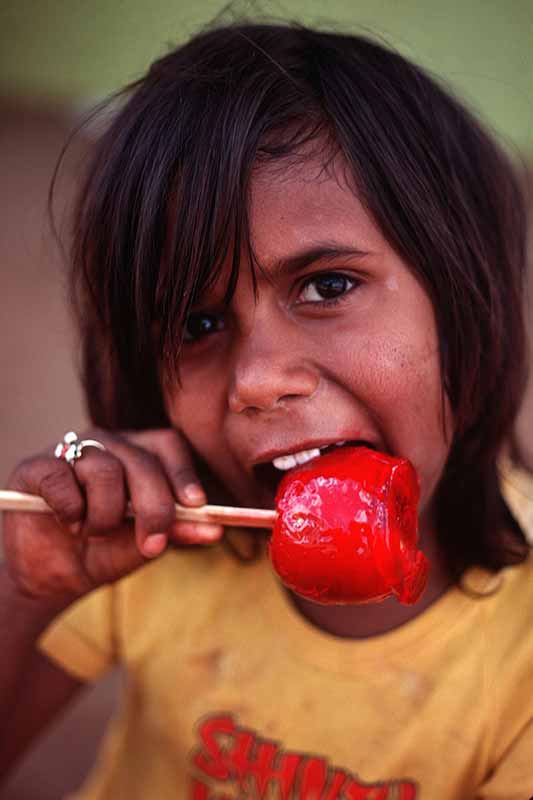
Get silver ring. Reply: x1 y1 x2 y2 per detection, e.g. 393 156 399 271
54 431 106 464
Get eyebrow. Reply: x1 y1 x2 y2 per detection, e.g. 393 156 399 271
263 244 371 281
194 244 371 307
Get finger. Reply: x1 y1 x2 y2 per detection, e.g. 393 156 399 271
169 521 224 545
11 455 85 535
96 435 177 558
129 428 206 506
72 449 127 534
135 524 168 558
84 523 154 578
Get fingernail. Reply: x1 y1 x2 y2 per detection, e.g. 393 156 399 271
68 521 82 536
144 533 167 557
183 483 206 504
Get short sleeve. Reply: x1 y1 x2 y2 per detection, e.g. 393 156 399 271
37 584 117 682
476 718 533 799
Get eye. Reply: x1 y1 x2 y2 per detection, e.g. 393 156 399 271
183 312 224 343
297 272 357 305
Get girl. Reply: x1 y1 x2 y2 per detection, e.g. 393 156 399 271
1 20 532 800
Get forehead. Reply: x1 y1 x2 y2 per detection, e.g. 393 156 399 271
197 152 385 304
248 152 380 270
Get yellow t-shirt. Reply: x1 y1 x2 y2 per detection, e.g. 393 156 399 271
38 465 533 800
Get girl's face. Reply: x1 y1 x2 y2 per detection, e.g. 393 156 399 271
163 154 453 533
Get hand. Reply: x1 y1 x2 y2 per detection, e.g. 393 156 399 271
2 428 224 608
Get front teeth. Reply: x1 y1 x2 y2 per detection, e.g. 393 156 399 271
273 448 321 471
272 441 349 471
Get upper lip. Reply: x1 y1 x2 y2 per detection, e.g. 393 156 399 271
249 436 376 468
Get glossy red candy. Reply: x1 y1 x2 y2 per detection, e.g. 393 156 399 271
269 446 429 605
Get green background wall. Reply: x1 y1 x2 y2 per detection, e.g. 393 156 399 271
1 0 532 153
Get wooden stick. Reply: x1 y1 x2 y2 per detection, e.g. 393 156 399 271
0 490 277 529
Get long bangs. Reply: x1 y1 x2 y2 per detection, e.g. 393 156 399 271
143 61 335 386
156 127 335 387
70 28 341 404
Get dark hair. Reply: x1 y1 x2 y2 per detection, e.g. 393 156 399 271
56 21 530 577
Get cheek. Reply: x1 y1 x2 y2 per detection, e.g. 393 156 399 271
326 304 441 403
325 311 452 502
164 380 225 455
382 339 452 506
164 380 250 501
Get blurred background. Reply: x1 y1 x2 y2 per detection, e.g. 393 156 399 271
0 1 532 797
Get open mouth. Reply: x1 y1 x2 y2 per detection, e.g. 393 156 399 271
253 440 376 498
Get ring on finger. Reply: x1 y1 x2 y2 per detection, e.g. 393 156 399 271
54 430 107 465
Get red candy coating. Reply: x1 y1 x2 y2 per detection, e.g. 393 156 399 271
269 446 430 605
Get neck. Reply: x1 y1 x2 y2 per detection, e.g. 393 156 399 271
287 524 454 639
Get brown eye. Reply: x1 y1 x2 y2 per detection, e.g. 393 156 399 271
183 312 224 343
298 273 356 303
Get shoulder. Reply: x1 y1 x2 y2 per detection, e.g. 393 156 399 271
115 533 265 643
38 534 266 676
471 553 533 678
497 551 533 613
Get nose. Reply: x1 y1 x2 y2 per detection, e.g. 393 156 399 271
228 327 320 414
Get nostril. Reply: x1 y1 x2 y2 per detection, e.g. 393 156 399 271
228 359 320 415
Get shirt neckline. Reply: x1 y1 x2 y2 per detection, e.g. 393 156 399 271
255 553 497 675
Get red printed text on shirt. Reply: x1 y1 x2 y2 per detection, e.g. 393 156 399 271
190 713 418 799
